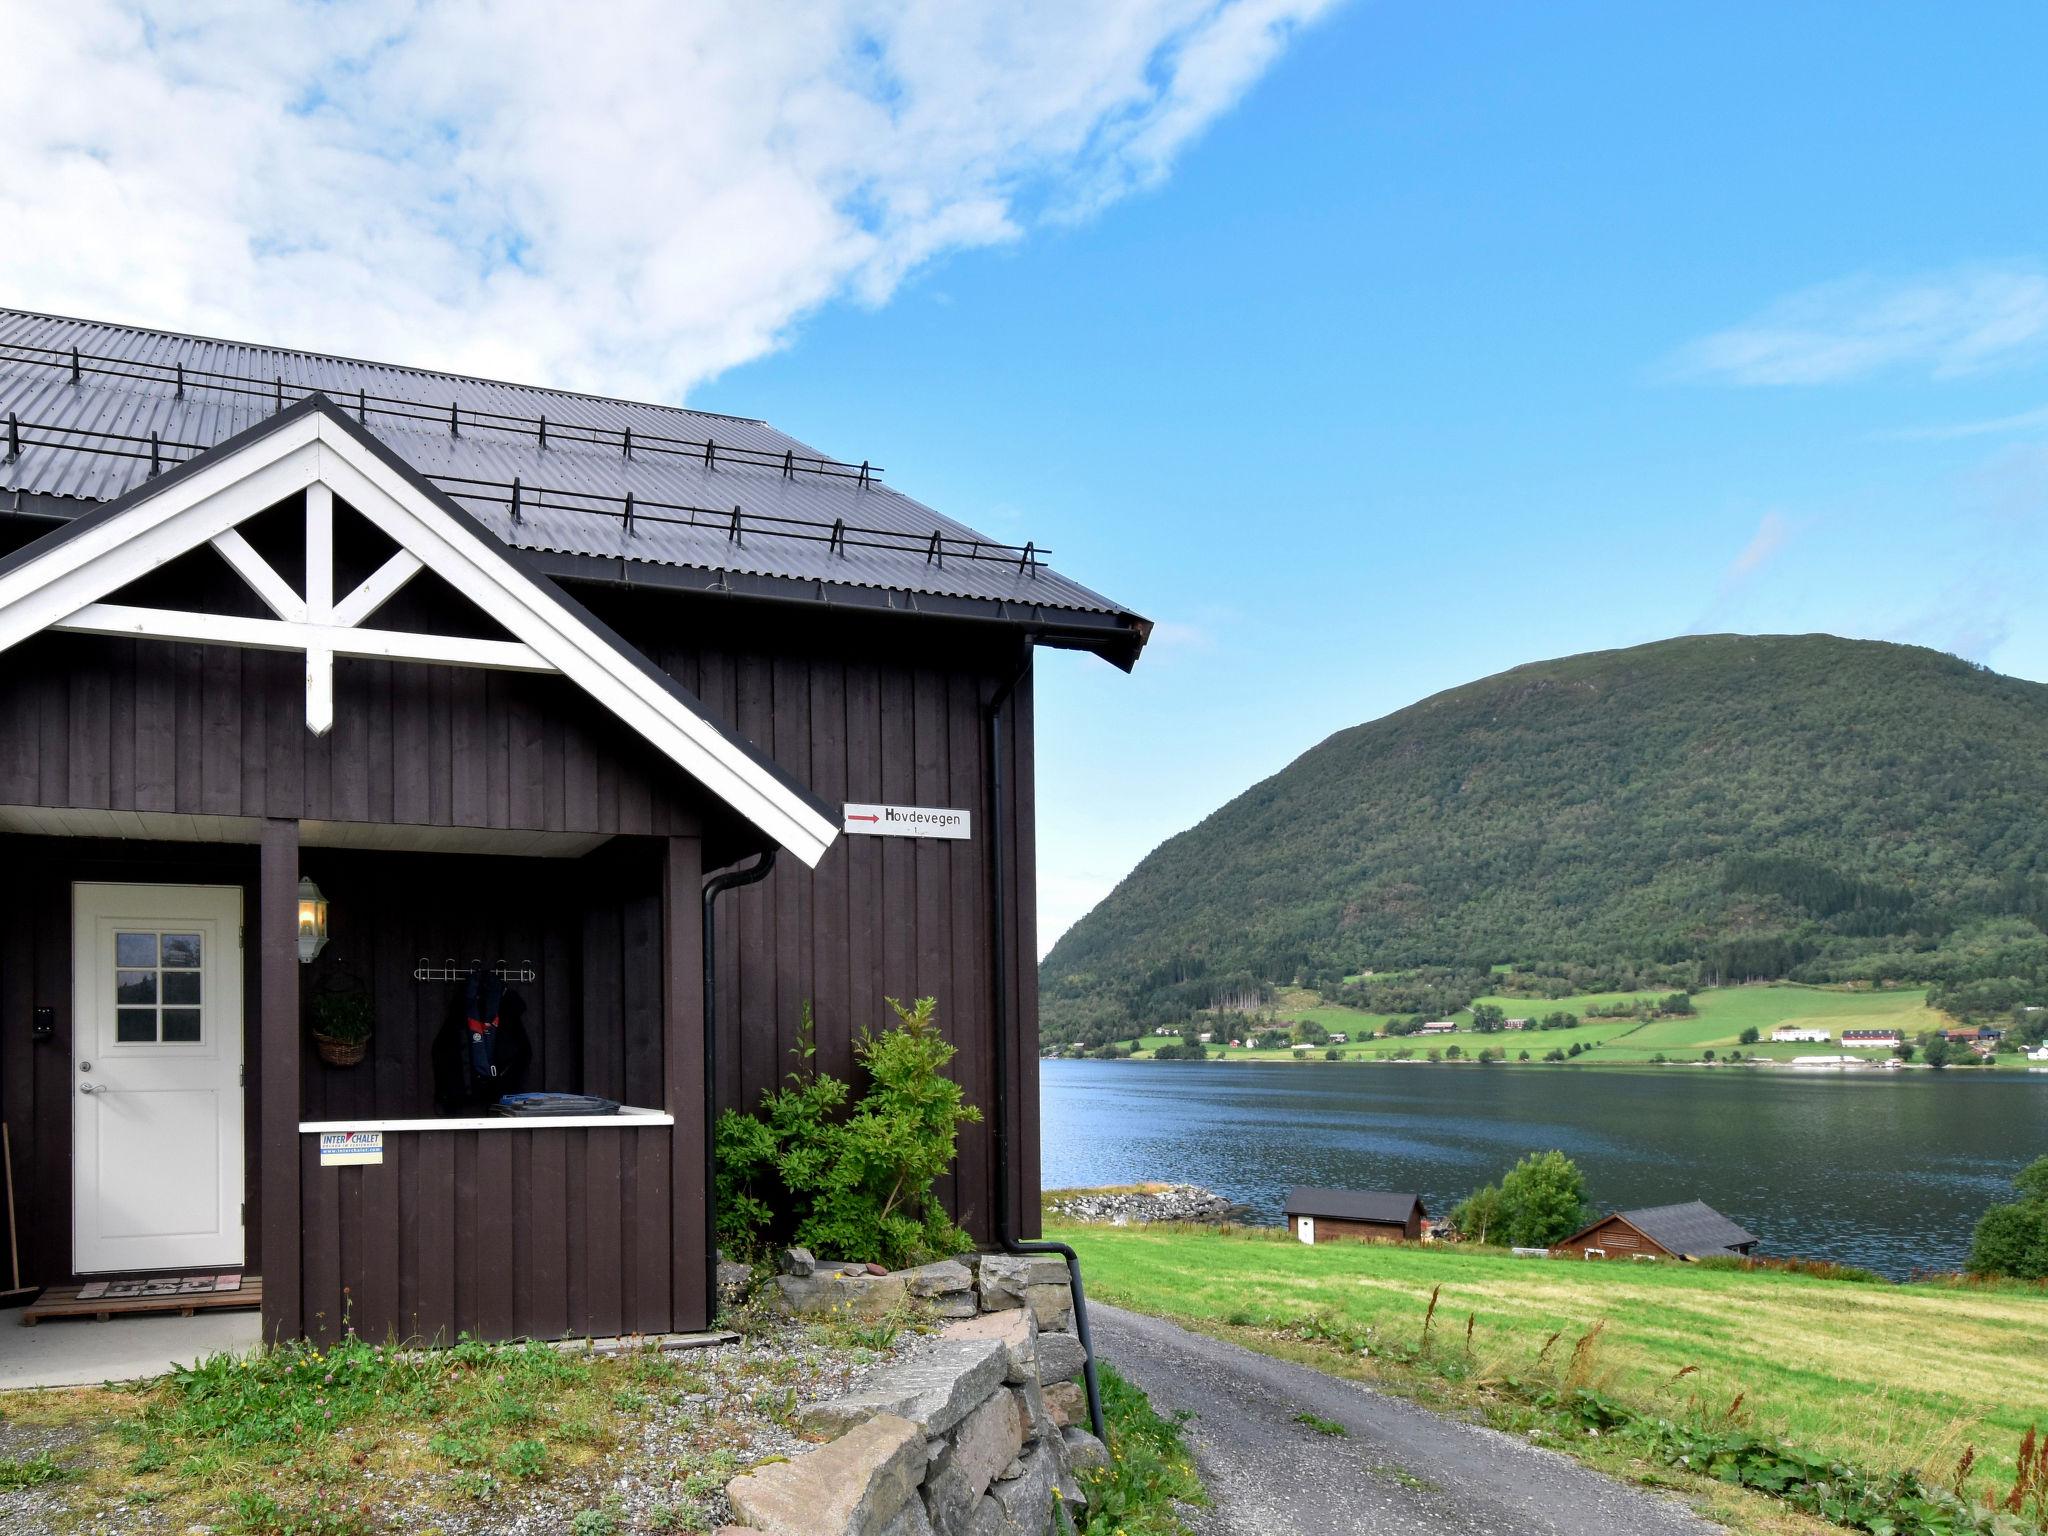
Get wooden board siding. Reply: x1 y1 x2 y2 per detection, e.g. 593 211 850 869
611 600 1041 1244
295 1125 675 1344
1 591 1051 1282
1287 1213 1419 1244
1552 1216 1665 1260
0 633 708 839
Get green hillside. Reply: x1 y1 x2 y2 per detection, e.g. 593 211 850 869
1043 634 2048 1039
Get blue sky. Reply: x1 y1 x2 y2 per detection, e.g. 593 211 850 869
13 2 2047 951
700 3 2048 947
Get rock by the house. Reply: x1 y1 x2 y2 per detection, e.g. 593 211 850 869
1009 1377 1050 1446
781 1246 817 1277
877 1500 936 1536
940 1309 1038 1384
921 1390 1025 1535
1061 1427 1109 1477
1023 1282 1072 1333
975 1254 1068 1313
801 1336 1009 1439
900 1258 973 1297
1033 1331 1086 1385
966 1498 1000 1536
896 1258 979 1318
726 1412 928 1536
1041 1382 1084 1430
985 1441 1080 1536
775 1269 910 1320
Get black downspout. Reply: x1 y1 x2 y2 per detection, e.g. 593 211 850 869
986 639 1108 1445
702 848 777 1322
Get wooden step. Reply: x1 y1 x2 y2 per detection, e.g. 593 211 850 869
21 1275 262 1324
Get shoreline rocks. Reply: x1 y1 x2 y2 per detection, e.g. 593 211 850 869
1044 1184 1256 1226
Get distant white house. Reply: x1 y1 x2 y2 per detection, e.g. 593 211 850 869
1503 1018 1531 1031
2029 1044 2048 1062
1327 1032 1349 1044
1421 1020 1458 1035
1771 1027 1831 1043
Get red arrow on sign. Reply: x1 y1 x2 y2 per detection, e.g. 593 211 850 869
848 814 879 823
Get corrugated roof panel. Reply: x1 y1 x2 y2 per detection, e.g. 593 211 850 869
0 308 1142 626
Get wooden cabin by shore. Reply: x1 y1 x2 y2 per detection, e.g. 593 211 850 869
1553 1200 1760 1262
0 307 1148 1346
1283 1187 1427 1244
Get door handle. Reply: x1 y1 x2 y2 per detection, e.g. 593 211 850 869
79 1084 104 1095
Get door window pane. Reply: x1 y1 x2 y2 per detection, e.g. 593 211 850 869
110 927 205 1046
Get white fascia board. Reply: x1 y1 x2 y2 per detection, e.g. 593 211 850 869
309 427 839 867
0 425 324 656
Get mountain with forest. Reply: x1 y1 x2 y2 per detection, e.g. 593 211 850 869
1040 633 2048 1042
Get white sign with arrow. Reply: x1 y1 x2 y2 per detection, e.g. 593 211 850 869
843 803 972 840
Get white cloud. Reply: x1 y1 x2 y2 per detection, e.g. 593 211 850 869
1723 510 1788 585
1 0 1334 400
1671 266 2048 386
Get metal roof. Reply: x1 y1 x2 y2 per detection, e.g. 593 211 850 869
0 308 1147 659
1282 1187 1426 1224
1615 1201 1759 1258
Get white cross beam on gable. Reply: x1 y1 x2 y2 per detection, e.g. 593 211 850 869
0 400 839 866
52 479 547 735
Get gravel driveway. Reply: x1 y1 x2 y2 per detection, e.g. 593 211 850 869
1091 1303 1720 1535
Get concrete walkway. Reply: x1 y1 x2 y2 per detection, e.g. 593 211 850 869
1092 1304 1718 1536
0 1306 260 1389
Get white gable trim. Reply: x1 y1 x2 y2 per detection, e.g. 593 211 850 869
0 407 838 867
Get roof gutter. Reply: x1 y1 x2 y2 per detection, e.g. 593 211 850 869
984 638 1106 1444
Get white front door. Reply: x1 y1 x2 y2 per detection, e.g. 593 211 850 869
72 883 245 1273
1297 1216 1315 1245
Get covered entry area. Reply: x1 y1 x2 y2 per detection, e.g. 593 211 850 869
0 397 837 1345
1 811 717 1345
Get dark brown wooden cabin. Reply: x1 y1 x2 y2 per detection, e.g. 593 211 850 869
0 308 1147 1346
1552 1201 1760 1262
1282 1187 1426 1244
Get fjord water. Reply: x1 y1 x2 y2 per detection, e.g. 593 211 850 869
1040 1060 2048 1276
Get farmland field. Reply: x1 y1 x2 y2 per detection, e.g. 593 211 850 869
1115 984 1983 1066
1055 1220 2048 1501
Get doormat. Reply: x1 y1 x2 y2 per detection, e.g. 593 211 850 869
77 1274 242 1300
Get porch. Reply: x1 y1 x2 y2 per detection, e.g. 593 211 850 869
0 818 714 1347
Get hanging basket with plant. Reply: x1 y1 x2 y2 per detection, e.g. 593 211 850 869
310 988 375 1068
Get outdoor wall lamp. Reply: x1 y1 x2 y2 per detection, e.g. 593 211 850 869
297 876 331 964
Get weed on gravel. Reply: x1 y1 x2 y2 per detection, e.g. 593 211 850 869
0 1319 907 1535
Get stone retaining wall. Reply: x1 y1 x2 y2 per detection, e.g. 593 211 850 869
722 1252 1104 1536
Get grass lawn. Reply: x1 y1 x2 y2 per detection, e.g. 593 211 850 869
1053 1222 2048 1509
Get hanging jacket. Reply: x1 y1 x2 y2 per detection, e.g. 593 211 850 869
432 977 533 1112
